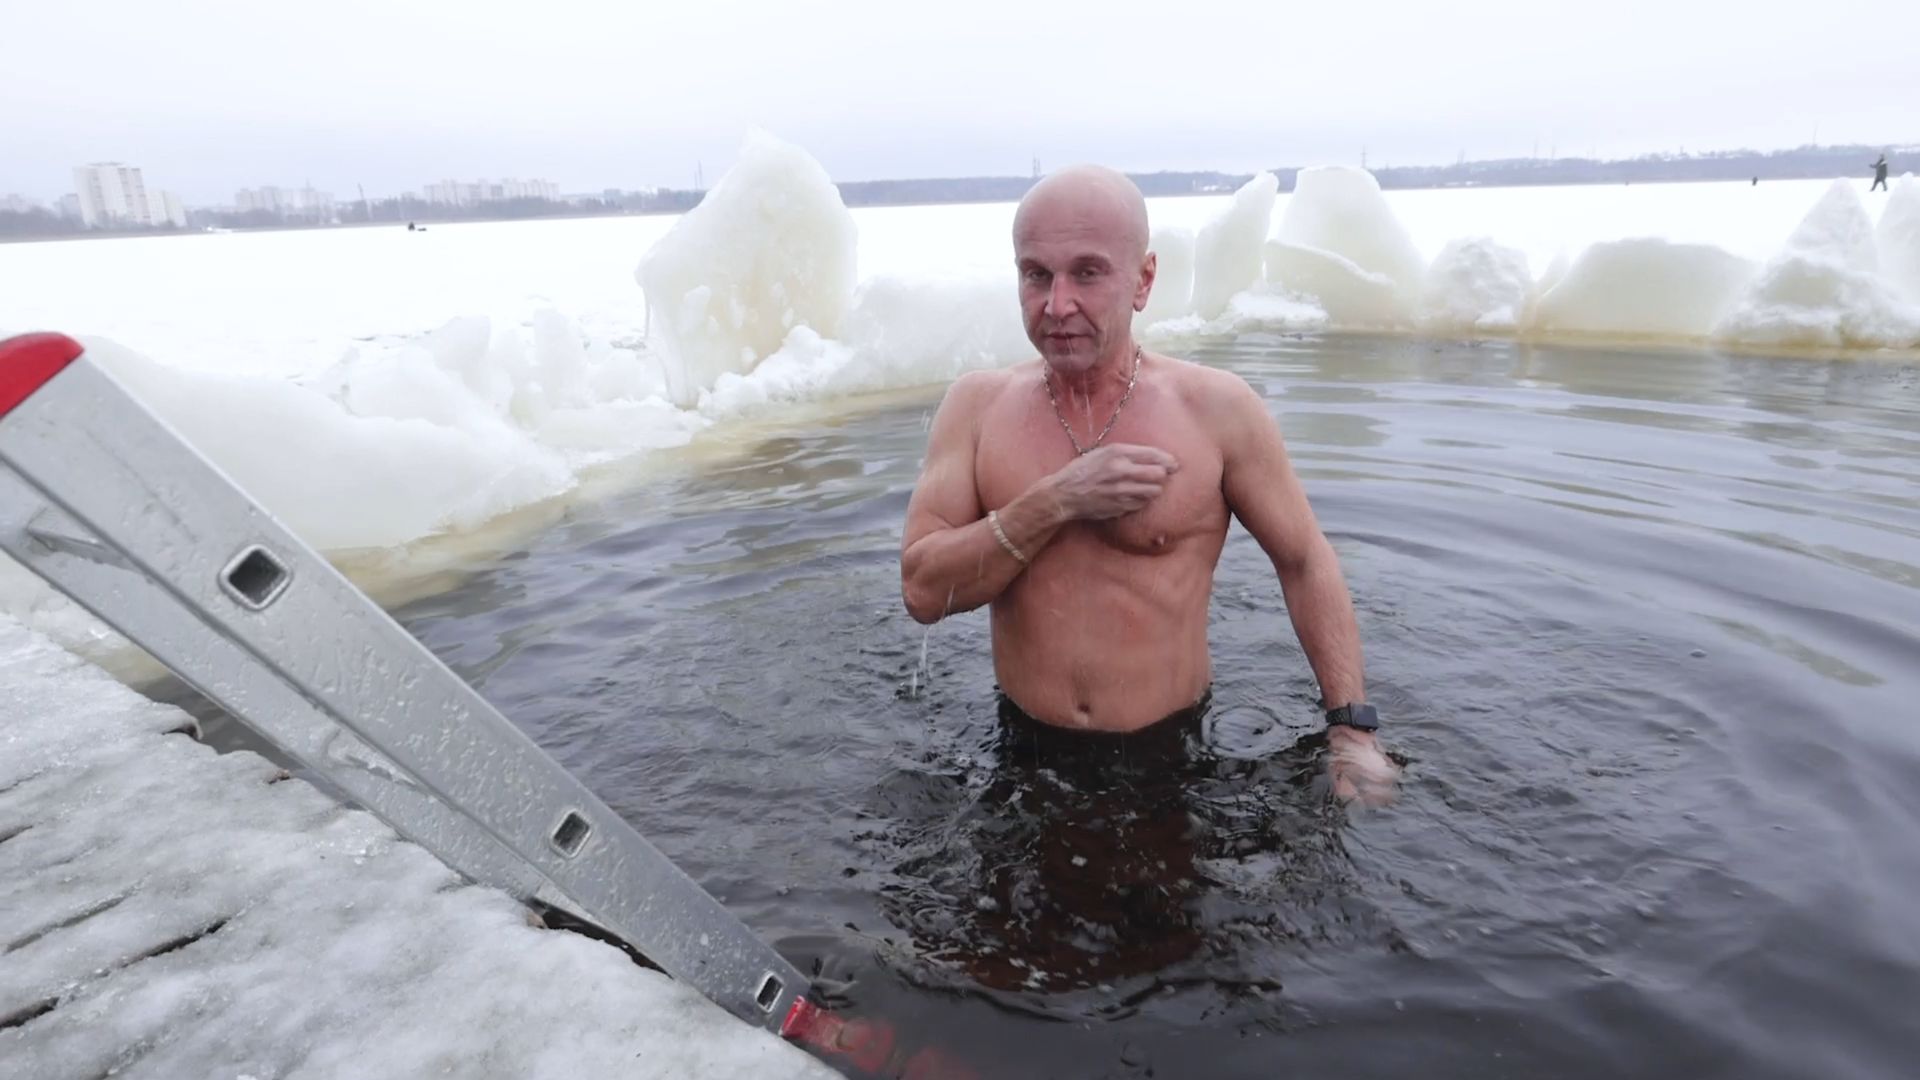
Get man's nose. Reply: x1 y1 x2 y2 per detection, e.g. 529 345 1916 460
1046 279 1077 318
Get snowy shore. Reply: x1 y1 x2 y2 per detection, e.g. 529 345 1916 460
0 617 835 1080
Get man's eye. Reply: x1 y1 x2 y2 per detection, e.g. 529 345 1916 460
1024 269 1048 283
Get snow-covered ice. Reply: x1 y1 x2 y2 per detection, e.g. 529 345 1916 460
1189 172 1277 319
1530 238 1754 339
1715 179 1920 349
1266 166 1426 326
1878 176 1920 303
0 617 836 1080
636 129 858 408
1420 238 1535 333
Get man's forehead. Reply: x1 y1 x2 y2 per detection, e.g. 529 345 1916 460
1014 216 1126 256
1013 166 1149 255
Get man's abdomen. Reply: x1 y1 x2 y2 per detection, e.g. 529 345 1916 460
989 547 1217 732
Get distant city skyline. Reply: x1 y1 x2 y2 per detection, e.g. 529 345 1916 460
5 0 1915 205
6 132 1914 216
2 170 573 219
8 124 1913 210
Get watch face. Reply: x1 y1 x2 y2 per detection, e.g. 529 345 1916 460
1330 704 1379 730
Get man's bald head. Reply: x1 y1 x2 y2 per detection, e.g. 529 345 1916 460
1013 165 1150 261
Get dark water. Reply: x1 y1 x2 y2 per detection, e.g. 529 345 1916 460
386 334 1920 1079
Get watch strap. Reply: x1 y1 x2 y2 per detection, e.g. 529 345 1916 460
1325 702 1380 731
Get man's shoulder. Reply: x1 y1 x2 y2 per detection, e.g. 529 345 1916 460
1155 352 1259 413
924 363 1035 443
1155 354 1272 461
950 363 1029 393
942 362 1035 412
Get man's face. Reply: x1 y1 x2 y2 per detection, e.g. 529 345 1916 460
1014 199 1155 375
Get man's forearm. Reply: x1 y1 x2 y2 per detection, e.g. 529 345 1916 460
1278 536 1366 709
901 483 1069 624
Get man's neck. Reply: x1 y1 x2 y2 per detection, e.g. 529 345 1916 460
1049 342 1139 401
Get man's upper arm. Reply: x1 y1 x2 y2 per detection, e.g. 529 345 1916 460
901 372 992 553
1217 372 1324 572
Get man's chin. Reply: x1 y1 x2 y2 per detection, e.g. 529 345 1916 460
1038 339 1096 370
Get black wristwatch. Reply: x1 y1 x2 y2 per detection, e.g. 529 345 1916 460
1325 702 1380 732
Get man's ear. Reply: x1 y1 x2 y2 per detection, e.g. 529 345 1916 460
1134 252 1157 312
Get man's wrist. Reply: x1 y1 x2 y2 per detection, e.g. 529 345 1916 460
1323 701 1379 732
1326 723 1378 748
1020 475 1078 529
994 487 1069 564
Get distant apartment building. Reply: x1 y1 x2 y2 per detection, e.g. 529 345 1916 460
423 178 561 207
234 186 283 214
153 191 187 228
235 185 336 222
74 163 149 227
72 162 187 229
56 194 81 220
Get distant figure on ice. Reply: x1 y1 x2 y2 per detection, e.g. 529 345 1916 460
1752 177 1759 186
1871 154 1890 192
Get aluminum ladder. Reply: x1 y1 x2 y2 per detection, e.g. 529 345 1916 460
0 331 812 1033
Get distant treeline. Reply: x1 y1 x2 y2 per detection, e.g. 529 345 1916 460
4 141 1907 241
840 142 1909 206
332 190 704 226
0 208 185 241
833 171 1254 206
0 191 710 240
1358 142 1905 190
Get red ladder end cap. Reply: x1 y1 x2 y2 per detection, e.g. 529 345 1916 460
0 332 85 419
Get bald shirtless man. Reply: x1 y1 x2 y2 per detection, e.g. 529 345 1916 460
900 166 1399 804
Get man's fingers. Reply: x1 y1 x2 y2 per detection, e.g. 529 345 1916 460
1330 745 1400 807
1109 444 1179 471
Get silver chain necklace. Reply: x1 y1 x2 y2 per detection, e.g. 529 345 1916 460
1043 344 1141 456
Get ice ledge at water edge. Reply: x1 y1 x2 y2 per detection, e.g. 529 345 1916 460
0 616 836 1080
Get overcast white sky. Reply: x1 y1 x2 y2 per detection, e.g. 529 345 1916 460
6 0 1916 204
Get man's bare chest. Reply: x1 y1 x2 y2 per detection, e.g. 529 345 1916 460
975 393 1227 556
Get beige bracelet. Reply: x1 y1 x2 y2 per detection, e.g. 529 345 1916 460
988 509 1029 566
